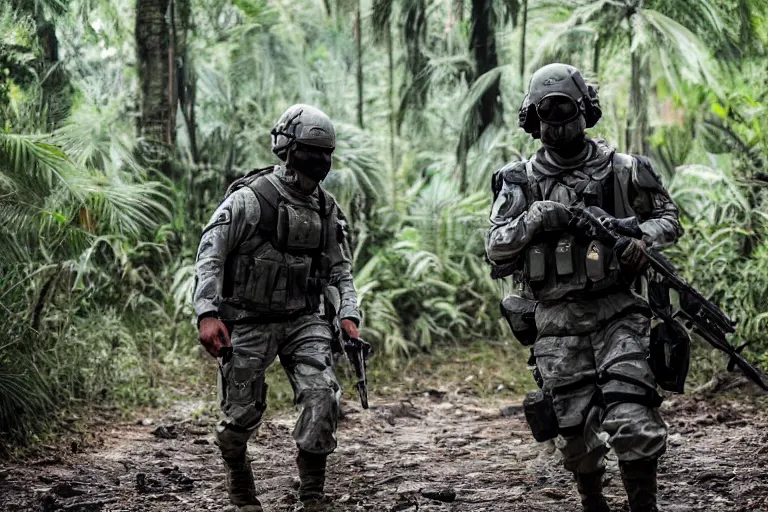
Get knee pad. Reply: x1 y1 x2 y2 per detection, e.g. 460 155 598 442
598 361 662 414
293 387 339 455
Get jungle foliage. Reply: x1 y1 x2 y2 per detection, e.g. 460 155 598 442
1 0 767 445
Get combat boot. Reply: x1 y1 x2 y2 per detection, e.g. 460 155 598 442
223 455 263 511
296 450 329 509
620 458 659 512
574 469 611 512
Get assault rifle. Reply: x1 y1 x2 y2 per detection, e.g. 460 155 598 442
569 205 768 392
344 335 372 409
323 287 373 408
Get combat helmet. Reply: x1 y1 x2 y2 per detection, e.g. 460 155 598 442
518 63 602 138
271 104 336 161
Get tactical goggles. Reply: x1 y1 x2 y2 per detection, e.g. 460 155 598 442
536 94 581 125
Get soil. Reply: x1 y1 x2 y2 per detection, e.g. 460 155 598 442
1 389 767 512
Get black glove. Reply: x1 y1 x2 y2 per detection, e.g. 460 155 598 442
615 236 649 273
530 201 570 232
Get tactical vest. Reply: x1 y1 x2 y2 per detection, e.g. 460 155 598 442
520 151 635 301
219 169 334 322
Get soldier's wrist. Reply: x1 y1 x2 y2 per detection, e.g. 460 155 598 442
340 315 360 327
197 311 220 328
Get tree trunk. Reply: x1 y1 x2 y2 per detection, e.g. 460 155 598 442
455 0 465 22
355 1 364 128
627 22 649 154
399 0 428 129
136 0 177 160
35 13 70 128
593 33 601 76
387 24 395 167
519 0 528 81
175 0 198 163
458 0 502 193
470 0 501 131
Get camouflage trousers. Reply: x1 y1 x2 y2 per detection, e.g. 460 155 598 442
533 291 667 473
215 313 341 461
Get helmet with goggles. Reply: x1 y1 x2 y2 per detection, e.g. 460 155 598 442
271 104 336 182
271 104 336 160
518 63 602 137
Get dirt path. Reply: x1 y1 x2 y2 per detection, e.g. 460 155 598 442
2 391 767 512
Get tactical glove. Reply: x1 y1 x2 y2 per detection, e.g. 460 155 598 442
615 237 648 273
529 201 570 232
198 316 232 358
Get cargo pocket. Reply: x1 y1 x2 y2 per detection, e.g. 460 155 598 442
222 358 267 428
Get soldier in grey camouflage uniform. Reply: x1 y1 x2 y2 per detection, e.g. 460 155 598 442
486 64 681 512
193 104 361 511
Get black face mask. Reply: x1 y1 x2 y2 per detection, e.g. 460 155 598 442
288 146 333 182
537 95 587 158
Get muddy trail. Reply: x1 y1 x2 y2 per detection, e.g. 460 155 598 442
2 390 768 512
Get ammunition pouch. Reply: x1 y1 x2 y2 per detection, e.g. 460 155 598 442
276 203 323 252
500 295 538 346
522 233 621 299
649 318 690 394
523 390 559 442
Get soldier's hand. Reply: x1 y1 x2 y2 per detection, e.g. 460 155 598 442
529 201 570 231
567 206 592 233
340 318 360 340
615 237 648 273
198 317 231 358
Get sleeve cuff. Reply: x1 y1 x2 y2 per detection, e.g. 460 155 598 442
339 313 360 327
197 310 219 327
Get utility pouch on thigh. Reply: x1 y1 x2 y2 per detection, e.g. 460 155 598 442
649 318 691 394
500 295 538 346
526 244 548 282
523 390 559 442
555 235 575 277
585 240 606 281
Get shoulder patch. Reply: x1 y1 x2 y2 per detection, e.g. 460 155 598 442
202 208 231 235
